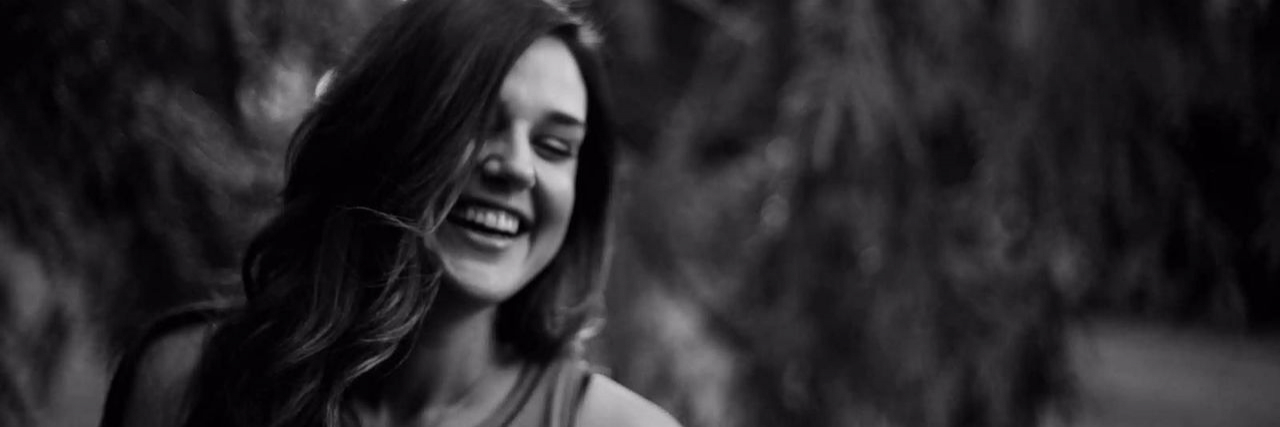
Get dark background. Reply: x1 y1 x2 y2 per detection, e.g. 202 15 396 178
2 0 1278 426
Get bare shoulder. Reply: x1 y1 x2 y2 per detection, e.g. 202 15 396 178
577 374 682 427
119 323 212 427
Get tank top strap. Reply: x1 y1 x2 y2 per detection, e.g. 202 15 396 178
481 355 594 427
545 357 594 427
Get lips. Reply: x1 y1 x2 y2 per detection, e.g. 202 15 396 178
446 198 531 238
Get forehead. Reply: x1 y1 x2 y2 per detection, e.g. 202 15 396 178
499 36 587 122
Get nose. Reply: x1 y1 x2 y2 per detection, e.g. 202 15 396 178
478 130 536 190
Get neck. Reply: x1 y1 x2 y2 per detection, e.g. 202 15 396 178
354 285 521 424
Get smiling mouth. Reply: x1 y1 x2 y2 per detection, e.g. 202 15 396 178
446 199 530 238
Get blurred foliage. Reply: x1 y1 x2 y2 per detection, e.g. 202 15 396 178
0 0 396 425
0 0 1277 427
590 0 1279 426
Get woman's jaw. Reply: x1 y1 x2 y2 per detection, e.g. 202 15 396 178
432 36 584 304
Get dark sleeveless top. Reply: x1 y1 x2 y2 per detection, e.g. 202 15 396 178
479 356 594 427
100 304 596 427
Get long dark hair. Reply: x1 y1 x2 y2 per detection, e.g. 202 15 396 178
184 1 614 426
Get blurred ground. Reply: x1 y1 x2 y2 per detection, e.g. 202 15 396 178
1065 319 1280 427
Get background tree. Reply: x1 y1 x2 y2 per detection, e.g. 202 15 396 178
591 0 1278 426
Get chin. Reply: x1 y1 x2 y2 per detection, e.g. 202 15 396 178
442 271 527 303
434 214 562 305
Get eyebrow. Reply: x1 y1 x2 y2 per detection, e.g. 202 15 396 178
545 111 585 128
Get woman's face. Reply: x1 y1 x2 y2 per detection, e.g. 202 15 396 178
437 36 587 302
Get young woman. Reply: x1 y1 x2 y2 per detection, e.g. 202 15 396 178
102 1 681 426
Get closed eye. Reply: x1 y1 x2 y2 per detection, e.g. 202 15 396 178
534 112 585 160
535 135 577 159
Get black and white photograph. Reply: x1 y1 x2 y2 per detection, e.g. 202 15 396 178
1 1 1278 426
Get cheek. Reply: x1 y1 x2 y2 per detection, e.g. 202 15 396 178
539 164 577 230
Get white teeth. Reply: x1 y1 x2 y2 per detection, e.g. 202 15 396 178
460 206 520 234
